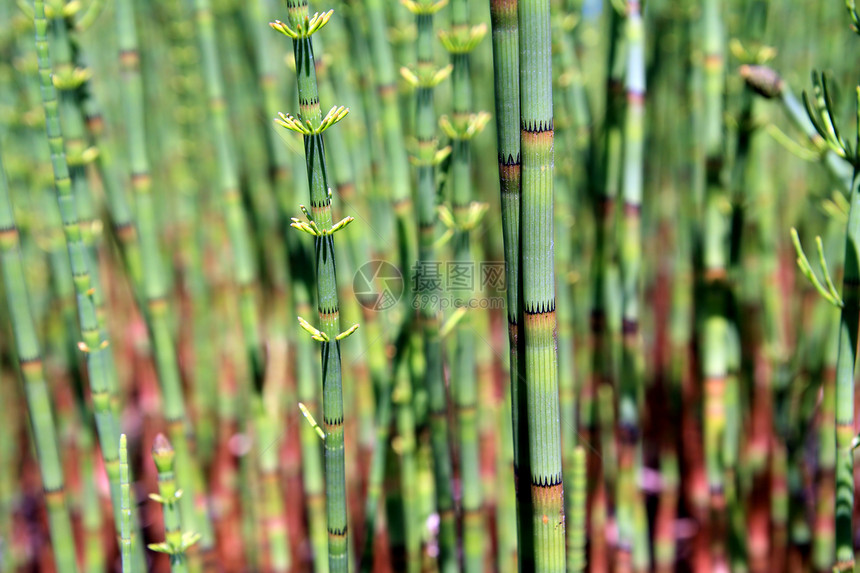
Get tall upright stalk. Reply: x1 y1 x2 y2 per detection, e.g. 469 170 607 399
32 0 123 542
272 3 358 571
120 434 132 573
295 279 330 573
616 0 647 569
115 0 199 539
0 145 77 573
518 0 565 570
440 1 488 571
833 160 860 571
588 6 625 566
365 0 415 265
488 0 524 565
148 434 199 573
700 0 729 566
403 0 456 571
194 0 264 389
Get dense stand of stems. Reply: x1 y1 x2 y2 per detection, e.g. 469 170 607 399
833 182 860 571
442 1 486 570
32 0 124 543
587 7 625 568
488 0 524 565
0 144 77 573
406 2 457 572
115 0 200 540
194 0 264 389
3 1 859 571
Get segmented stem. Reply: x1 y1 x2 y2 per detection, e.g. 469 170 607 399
0 140 78 573
519 0 566 570
33 0 122 542
488 0 525 565
283 2 349 570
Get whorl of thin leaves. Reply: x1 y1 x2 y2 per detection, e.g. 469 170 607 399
433 197 487 249
52 66 92 90
147 531 202 555
729 39 776 65
401 0 448 15
298 315 330 342
269 10 333 39
438 23 487 54
296 316 359 343
848 0 860 34
290 204 355 237
66 145 99 168
18 0 83 19
764 124 821 161
437 202 488 232
298 402 326 440
400 64 453 88
275 106 349 136
790 227 844 308
802 72 860 166
439 111 490 140
77 339 110 354
408 140 451 167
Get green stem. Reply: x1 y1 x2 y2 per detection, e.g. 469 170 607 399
518 0 565 570
33 0 122 547
0 138 78 573
488 0 524 565
115 0 201 543
279 3 352 570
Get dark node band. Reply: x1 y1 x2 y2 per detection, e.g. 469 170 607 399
499 152 522 166
524 300 556 315
532 473 563 488
521 119 554 133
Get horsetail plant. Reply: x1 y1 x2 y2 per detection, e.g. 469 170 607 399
616 0 648 567
518 0 566 569
148 434 202 573
439 2 489 571
115 0 201 541
588 4 625 563
740 65 854 193
401 0 456 571
569 446 586 573
488 0 524 564
791 9 860 564
0 145 77 573
195 0 265 390
32 0 124 542
120 434 132 573
365 0 415 266
295 279 330 573
271 3 359 571
699 0 730 565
